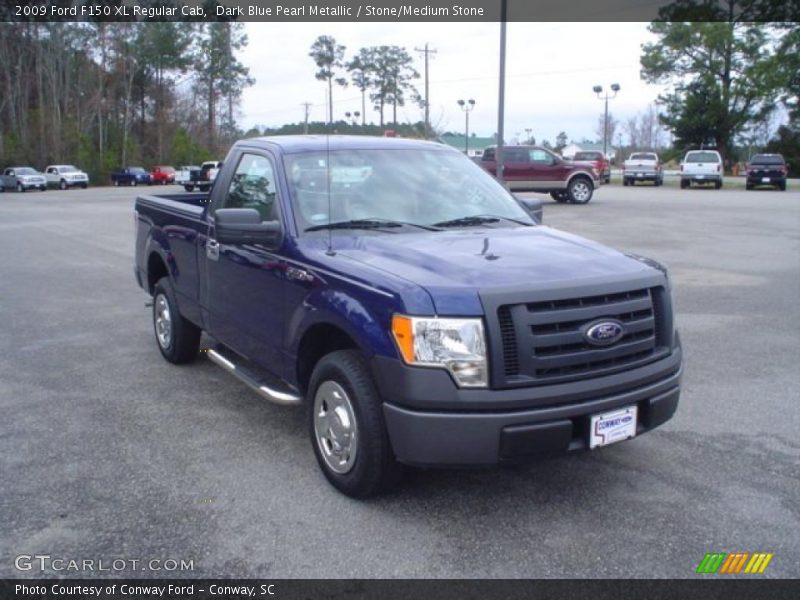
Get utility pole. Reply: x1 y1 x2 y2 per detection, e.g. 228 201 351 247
415 43 437 138
301 102 312 134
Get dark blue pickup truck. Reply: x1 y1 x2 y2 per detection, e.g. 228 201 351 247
135 135 682 497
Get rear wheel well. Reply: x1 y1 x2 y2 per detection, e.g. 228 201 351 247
296 324 359 395
147 253 169 295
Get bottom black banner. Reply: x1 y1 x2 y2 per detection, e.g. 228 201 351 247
2 579 799 600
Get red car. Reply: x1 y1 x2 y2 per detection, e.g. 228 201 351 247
150 166 176 185
573 151 611 184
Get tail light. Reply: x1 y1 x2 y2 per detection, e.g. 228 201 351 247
716 164 721 172
680 164 684 172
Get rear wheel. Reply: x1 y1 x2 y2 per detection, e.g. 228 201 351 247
152 277 201 364
714 180 722 190
59 179 67 190
746 182 754 190
778 181 786 191
308 350 402 498
568 177 593 204
184 184 195 192
680 179 689 189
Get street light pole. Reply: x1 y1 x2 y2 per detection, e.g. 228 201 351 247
593 83 620 159
457 98 476 155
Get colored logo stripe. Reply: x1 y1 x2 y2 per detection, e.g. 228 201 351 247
697 552 773 574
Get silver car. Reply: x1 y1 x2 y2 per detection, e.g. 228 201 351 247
44 165 89 190
0 167 47 192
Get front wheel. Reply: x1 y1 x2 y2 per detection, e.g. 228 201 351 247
59 180 67 190
308 350 402 498
152 277 201 364
714 180 722 190
113 180 119 187
130 179 137 187
568 177 593 204
17 183 24 193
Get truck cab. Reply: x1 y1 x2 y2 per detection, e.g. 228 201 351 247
134 136 682 497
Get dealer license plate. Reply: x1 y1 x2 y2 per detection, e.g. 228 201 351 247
589 405 638 449
762 177 771 183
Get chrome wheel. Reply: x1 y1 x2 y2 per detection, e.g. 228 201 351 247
313 380 358 474
154 293 172 349
569 179 591 203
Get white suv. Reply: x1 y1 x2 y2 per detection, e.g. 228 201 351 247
680 150 723 189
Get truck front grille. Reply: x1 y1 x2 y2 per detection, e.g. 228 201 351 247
495 286 670 387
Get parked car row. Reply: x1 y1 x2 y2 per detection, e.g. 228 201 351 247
0 165 89 192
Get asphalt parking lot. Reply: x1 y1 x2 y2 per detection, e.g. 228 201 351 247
1 181 798 578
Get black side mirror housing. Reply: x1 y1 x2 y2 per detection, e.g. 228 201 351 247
513 195 543 224
215 208 281 247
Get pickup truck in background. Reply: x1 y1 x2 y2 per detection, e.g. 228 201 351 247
478 145 600 204
573 150 611 184
185 160 222 192
745 153 787 191
111 167 152 187
0 167 47 192
44 165 89 189
680 150 723 189
175 165 199 188
150 166 176 185
623 153 663 187
134 135 682 497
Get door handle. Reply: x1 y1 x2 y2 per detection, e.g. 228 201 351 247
207 239 220 261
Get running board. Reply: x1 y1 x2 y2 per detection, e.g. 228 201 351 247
205 348 302 406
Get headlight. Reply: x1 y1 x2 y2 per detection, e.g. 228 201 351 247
391 315 487 388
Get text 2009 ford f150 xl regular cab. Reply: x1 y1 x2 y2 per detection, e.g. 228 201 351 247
134 136 682 497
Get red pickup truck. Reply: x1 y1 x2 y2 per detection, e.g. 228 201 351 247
478 145 600 204
150 166 176 185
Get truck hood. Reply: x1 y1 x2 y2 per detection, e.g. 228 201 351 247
328 226 656 314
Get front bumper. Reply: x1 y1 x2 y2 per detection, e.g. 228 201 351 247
376 337 682 467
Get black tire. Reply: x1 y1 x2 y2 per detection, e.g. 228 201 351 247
59 179 67 190
17 183 24 193
131 179 137 187
778 181 786 191
680 179 689 189
308 349 402 498
184 184 194 192
567 176 593 204
715 180 722 190
746 182 753 190
0 185 4 193
152 277 201 364
81 183 88 189
655 178 663 187
550 191 568 203
113 180 119 187
199 185 210 193
623 179 629 187
40 185 46 192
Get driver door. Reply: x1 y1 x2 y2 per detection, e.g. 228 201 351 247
204 151 287 369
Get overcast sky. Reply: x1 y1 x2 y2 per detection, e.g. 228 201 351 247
238 22 668 146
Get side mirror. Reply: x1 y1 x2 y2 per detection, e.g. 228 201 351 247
215 208 281 247
513 195 543 224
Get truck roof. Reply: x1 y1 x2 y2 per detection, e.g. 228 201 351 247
240 135 451 154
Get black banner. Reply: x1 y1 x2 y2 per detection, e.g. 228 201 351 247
2 579 800 600
2 0 799 23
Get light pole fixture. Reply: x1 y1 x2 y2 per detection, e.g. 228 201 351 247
525 128 532 144
457 98 476 154
593 83 620 159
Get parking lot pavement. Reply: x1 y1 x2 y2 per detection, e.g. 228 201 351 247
1 184 798 578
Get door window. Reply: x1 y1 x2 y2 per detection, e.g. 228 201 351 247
529 149 553 164
222 153 278 221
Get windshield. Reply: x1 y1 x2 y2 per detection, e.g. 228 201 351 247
16 168 36 175
685 152 720 163
750 155 784 165
285 148 532 232
574 152 601 160
630 153 657 161
130 167 145 173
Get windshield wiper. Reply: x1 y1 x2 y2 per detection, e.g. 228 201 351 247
432 214 531 228
305 218 440 232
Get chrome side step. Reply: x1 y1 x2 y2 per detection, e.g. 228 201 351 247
206 348 302 406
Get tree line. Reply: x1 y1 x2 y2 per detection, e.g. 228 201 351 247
309 35 422 129
0 21 252 180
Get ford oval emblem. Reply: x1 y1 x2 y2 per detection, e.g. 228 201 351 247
584 320 625 346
